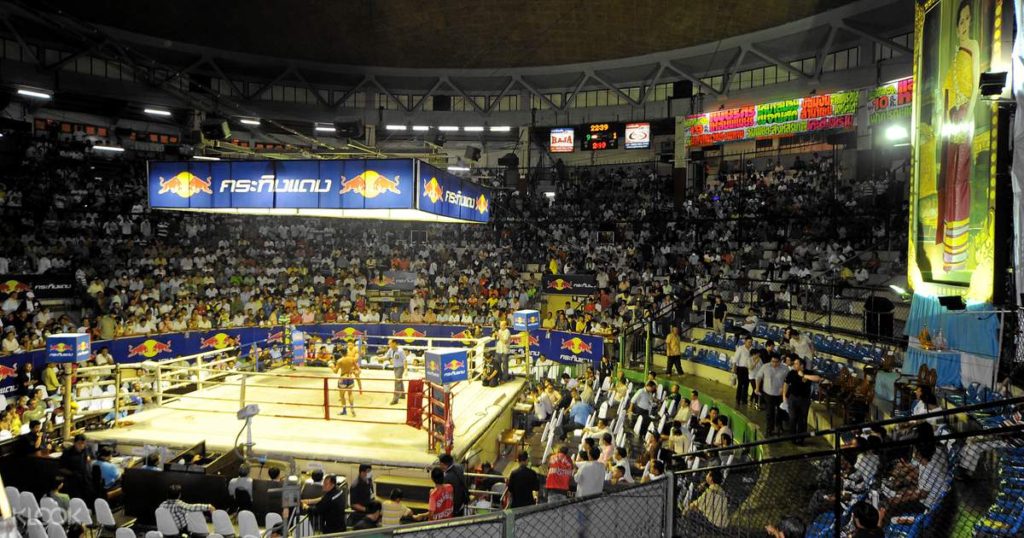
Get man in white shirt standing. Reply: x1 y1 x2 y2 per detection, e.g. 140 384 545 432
495 320 511 381
574 446 605 498
753 354 790 436
385 340 407 405
731 336 754 406
629 382 657 440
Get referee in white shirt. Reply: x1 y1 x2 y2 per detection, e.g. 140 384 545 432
385 340 407 405
731 336 754 406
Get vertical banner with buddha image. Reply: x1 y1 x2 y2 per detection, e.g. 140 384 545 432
909 0 1013 302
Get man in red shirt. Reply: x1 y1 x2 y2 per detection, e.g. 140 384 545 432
545 446 574 503
416 467 453 521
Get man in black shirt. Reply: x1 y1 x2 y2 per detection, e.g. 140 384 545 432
782 358 822 445
348 464 374 525
301 474 346 534
506 452 539 508
58 433 92 499
439 454 469 516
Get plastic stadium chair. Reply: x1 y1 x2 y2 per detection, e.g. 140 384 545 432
94 498 117 533
114 529 134 538
237 510 260 538
27 520 47 538
40 497 65 526
5 486 19 514
264 513 283 537
186 511 210 536
20 492 42 522
155 508 179 537
46 523 67 538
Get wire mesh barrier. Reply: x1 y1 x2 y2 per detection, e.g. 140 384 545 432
513 480 668 538
671 396 1024 537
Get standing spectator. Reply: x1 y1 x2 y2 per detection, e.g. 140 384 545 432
850 501 884 537
438 454 468 517
574 446 605 498
506 451 539 508
159 484 214 533
545 446 574 502
753 354 789 436
782 357 821 445
731 336 753 406
665 325 683 376
416 467 454 521
712 296 727 332
495 319 511 380
59 433 92 499
629 381 657 439
348 464 374 525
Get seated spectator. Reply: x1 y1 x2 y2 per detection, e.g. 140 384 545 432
352 500 382 530
228 464 254 502
381 488 413 527
641 460 666 483
140 452 162 471
881 442 949 518
159 484 214 533
481 358 500 387
766 516 806 538
46 475 71 512
94 446 121 489
301 474 346 534
682 469 729 530
545 446 574 502
851 501 883 537
574 446 605 498
416 467 454 521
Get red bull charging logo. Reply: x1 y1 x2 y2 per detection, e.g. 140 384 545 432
339 170 401 199
547 279 574 291
560 337 593 355
393 328 426 343
475 194 489 214
127 339 173 358
450 330 474 346
200 333 233 350
158 171 213 199
49 343 72 353
0 364 16 380
423 177 444 204
0 280 31 294
331 327 365 341
444 359 465 372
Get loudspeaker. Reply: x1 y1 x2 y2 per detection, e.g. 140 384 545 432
433 95 452 111
937 295 966 310
334 120 363 139
464 146 481 161
673 80 694 99
497 153 519 168
826 131 856 146
201 120 231 140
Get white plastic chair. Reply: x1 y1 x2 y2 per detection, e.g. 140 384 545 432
721 454 736 482
67 498 92 527
632 415 644 438
656 384 664 400
46 523 67 538
154 507 179 537
601 376 611 391
264 513 283 537
40 497 65 526
6 486 21 516
20 492 42 522
211 510 235 537
27 520 46 538
237 510 259 538
145 531 163 538
114 529 134 538
699 404 709 420
186 511 209 536
598 402 609 421
704 426 716 445
94 498 117 531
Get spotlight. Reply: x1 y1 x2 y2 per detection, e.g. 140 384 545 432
240 118 261 126
385 125 408 131
464 126 484 132
885 124 908 142
144 108 172 117
17 88 52 99
93 145 125 152
437 126 459 132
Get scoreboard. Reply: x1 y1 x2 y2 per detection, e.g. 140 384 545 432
581 123 619 151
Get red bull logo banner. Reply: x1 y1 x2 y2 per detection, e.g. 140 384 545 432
416 162 491 224
511 329 603 367
46 333 90 363
424 348 468 385
541 274 598 295
148 159 490 224
0 274 75 299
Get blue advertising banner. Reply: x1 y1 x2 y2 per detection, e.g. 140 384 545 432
0 323 587 394
512 310 540 332
149 159 415 210
46 334 90 363
291 330 306 366
417 162 491 223
424 349 469 385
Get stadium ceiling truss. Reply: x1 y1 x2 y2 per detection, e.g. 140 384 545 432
0 0 910 144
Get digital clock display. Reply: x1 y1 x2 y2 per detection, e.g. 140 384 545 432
581 123 619 151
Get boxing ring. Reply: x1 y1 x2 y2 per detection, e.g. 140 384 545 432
87 345 526 468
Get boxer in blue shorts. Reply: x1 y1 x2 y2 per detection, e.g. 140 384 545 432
332 342 360 416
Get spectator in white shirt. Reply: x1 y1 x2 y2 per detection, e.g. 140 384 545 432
574 447 605 498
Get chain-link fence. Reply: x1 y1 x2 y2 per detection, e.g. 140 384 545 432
672 396 1024 537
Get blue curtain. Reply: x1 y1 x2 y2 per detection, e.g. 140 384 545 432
903 294 999 358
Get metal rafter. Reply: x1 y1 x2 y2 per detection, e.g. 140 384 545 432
749 45 810 79
719 48 747 96
442 77 485 113
248 66 294 100
412 78 443 112
589 71 640 106
662 64 720 96
2 15 39 66
561 74 589 111
206 58 245 98
813 25 839 80
514 76 559 110
331 76 368 109
292 68 331 108
483 78 516 113
638 64 667 105
371 77 410 112
840 20 911 55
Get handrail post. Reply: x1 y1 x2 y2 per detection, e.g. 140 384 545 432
832 428 843 537
113 366 122 427
196 354 203 391
644 324 651 379
240 375 247 409
156 364 164 406
323 377 330 420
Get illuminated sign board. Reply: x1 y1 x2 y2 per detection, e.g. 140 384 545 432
683 91 859 146
550 128 575 153
868 77 914 125
581 123 619 151
624 122 651 149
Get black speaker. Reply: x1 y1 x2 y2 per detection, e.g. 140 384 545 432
201 120 231 140
464 146 481 161
433 95 452 111
497 153 519 168
334 120 363 139
826 131 856 146
937 295 966 310
673 80 694 99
